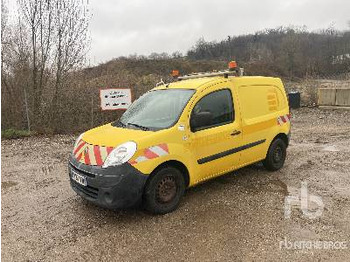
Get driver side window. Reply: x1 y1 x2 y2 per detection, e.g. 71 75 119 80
190 89 234 132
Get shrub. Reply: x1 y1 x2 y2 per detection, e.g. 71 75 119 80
1 129 35 139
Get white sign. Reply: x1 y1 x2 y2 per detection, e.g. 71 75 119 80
100 88 132 110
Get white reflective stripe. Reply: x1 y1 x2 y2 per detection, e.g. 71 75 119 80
135 156 148 163
75 143 87 158
277 117 284 125
149 146 168 157
99 147 108 162
76 139 84 147
285 115 290 122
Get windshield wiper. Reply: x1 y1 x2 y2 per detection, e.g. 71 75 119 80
127 122 150 131
113 120 126 128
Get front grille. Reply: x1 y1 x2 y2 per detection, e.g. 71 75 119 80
71 180 99 199
69 163 95 178
69 164 99 199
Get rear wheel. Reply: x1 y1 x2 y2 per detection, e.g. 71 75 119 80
143 166 185 214
263 138 287 171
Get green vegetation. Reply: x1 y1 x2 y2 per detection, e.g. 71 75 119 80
1 129 35 139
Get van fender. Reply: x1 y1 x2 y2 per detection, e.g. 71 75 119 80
128 143 194 182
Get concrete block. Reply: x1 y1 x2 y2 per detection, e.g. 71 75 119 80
318 88 336 106
335 89 350 106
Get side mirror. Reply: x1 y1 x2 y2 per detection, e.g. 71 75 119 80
190 111 213 132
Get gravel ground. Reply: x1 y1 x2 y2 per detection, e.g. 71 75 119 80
2 107 350 261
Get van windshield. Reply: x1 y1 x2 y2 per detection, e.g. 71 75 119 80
114 89 195 131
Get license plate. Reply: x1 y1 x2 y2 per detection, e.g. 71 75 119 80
71 170 87 186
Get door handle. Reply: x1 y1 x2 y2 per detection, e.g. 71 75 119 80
231 130 241 136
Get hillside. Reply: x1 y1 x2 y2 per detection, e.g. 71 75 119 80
187 27 350 78
2 26 350 134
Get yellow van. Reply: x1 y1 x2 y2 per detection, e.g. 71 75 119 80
69 63 291 214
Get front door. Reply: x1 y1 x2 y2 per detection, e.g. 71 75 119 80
189 88 242 183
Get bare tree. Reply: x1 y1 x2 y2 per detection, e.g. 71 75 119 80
50 0 89 130
17 0 54 128
16 0 89 130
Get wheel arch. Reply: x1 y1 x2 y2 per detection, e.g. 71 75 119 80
150 160 190 188
273 133 289 147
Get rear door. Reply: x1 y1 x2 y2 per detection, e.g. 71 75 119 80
189 85 243 182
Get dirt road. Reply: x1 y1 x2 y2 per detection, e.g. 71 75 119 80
2 108 350 261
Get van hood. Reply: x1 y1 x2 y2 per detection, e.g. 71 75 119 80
82 123 153 147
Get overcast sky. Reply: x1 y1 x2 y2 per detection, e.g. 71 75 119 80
87 0 349 64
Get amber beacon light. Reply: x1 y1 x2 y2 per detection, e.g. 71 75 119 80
228 61 238 71
171 70 180 78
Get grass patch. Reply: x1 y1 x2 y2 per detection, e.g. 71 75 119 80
1 129 35 139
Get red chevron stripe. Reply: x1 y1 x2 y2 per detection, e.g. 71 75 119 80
158 143 169 153
106 147 113 155
84 150 91 165
144 148 158 159
76 152 83 161
94 145 103 166
73 140 85 155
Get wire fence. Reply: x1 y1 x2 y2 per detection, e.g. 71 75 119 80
1 70 160 133
2 69 349 134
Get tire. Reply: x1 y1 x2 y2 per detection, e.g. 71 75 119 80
263 138 287 171
143 166 185 215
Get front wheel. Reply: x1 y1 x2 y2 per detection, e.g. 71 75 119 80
143 166 185 214
263 138 287 171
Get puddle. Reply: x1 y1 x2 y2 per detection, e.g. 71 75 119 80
255 179 288 195
322 145 340 152
268 180 288 195
1 181 18 190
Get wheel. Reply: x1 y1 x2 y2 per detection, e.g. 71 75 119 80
143 166 185 214
263 138 287 171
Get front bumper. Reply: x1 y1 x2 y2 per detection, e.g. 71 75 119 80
68 154 148 209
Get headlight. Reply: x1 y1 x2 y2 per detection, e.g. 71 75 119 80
102 141 137 168
73 133 84 150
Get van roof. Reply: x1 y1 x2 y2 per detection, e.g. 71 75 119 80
153 77 219 90
153 76 281 91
